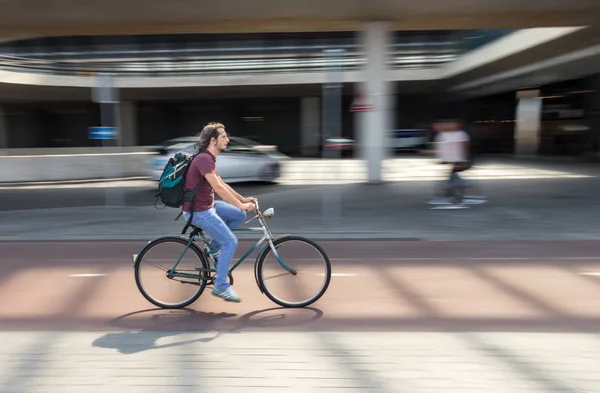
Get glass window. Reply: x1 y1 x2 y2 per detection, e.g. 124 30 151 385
225 138 260 154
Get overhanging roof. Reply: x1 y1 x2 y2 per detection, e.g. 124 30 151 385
0 0 599 40
0 26 599 101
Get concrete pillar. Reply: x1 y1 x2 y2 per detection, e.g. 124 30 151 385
515 90 542 155
118 101 137 146
0 106 7 150
300 97 321 157
356 22 393 183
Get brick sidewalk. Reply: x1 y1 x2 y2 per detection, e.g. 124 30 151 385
1 331 599 392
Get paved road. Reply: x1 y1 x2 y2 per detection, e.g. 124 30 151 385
2 240 600 333
5 169 600 242
4 156 600 243
2 240 600 392
0 180 289 212
1 155 598 213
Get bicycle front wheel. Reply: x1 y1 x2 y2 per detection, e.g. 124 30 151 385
134 236 210 309
257 236 331 308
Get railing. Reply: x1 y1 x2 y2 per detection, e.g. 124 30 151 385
0 51 457 77
0 42 459 60
0 29 514 77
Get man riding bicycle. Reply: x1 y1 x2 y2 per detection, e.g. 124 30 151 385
182 122 256 303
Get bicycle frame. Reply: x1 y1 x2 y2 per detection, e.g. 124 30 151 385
167 199 295 280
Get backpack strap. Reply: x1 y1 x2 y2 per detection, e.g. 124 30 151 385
181 152 207 235
181 178 205 235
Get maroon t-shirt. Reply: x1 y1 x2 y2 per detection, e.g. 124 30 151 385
182 151 217 212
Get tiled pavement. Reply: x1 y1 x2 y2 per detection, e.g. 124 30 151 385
1 331 599 392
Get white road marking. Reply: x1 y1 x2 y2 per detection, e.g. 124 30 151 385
580 272 600 276
320 273 357 277
133 254 138 263
68 274 107 278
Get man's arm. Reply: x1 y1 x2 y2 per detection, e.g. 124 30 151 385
222 180 255 203
222 182 244 202
204 173 254 211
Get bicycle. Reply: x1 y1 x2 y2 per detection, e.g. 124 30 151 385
133 199 332 309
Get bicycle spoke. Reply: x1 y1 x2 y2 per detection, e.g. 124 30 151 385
142 259 169 272
261 271 294 281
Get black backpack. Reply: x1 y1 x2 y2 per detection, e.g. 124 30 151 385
154 151 205 233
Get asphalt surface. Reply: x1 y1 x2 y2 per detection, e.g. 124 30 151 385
0 181 294 212
4 169 600 242
2 240 600 333
2 154 599 213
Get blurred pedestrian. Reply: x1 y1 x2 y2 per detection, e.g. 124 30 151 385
427 119 473 208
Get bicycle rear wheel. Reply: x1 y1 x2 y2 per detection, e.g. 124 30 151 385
134 236 210 309
257 236 331 308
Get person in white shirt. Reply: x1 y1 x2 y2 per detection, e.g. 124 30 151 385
436 121 470 163
430 119 471 205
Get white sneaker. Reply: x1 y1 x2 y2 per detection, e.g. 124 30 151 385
430 203 468 210
211 286 242 302
463 195 487 204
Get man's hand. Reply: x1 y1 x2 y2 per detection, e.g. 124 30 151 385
243 196 257 203
240 201 256 212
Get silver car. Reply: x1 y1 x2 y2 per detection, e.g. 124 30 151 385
148 136 288 183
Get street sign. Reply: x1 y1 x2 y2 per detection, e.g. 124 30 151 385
89 126 117 140
350 93 375 112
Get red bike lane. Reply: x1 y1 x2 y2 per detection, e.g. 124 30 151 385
1 240 600 332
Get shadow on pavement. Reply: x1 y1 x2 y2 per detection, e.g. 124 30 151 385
93 306 323 354
92 308 235 354
236 306 323 329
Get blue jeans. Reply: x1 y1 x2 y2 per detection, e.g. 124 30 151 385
183 201 246 290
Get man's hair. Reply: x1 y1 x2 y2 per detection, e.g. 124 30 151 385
197 122 225 151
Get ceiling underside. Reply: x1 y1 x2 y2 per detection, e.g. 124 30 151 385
0 0 599 40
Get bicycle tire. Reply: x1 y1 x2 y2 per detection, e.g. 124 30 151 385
256 236 331 308
134 236 209 309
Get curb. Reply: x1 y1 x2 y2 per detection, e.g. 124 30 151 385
0 177 150 187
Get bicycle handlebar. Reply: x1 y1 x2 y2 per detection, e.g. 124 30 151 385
253 198 260 213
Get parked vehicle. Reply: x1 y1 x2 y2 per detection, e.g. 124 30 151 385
390 129 428 151
323 129 429 157
148 136 288 183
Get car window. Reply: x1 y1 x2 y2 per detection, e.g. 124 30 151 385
225 139 261 154
232 137 260 146
168 142 197 155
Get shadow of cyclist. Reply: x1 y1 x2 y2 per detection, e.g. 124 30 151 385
92 306 323 354
235 306 323 330
92 308 237 354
